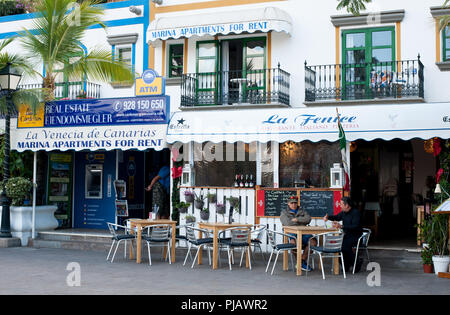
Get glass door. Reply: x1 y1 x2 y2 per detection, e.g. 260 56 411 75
342 27 395 100
196 41 219 105
244 38 266 104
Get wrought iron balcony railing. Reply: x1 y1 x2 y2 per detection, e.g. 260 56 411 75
305 56 424 102
181 66 290 107
18 81 101 100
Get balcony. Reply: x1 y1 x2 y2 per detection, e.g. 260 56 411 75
305 57 424 104
181 66 290 108
18 81 101 100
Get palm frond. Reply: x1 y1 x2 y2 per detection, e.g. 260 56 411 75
64 48 135 83
336 0 372 16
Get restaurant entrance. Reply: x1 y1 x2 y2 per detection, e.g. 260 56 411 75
350 139 436 245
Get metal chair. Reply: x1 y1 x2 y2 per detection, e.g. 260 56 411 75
250 224 266 261
219 227 252 271
106 222 136 263
141 224 172 266
183 226 214 268
265 229 296 275
306 231 346 279
352 228 371 274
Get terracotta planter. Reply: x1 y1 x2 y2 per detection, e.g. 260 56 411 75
423 264 434 273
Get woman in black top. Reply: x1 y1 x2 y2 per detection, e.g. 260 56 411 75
323 197 363 272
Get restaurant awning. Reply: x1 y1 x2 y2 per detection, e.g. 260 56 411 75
167 103 450 144
147 6 292 45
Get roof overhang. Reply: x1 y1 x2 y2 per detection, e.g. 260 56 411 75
147 6 292 45
167 103 450 144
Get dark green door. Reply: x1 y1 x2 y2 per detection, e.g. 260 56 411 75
342 27 395 100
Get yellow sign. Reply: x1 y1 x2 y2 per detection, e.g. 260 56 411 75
135 77 165 96
17 104 44 128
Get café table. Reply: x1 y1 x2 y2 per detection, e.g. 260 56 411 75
197 222 253 270
282 225 339 276
128 219 177 264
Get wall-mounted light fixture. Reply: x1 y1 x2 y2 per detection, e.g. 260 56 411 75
152 0 163 5
129 6 142 15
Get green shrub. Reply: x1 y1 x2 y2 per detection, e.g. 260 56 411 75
5 177 32 206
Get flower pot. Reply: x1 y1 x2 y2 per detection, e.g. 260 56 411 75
0 205 58 246
179 207 188 214
432 256 450 275
216 205 225 215
185 217 196 224
200 211 209 221
194 200 204 209
423 264 434 274
185 195 194 203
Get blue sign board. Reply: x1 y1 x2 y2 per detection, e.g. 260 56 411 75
43 95 169 128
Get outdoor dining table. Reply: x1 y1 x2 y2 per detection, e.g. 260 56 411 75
282 225 340 276
197 222 253 270
128 219 177 264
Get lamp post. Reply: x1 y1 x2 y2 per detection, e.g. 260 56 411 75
0 62 22 238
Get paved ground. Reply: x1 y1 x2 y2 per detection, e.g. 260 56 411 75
0 246 449 297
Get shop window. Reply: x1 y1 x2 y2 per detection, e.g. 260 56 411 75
169 44 184 78
279 141 341 188
193 142 256 187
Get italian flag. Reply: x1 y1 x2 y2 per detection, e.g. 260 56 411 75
337 109 350 191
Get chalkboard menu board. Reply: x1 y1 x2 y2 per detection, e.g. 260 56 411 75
256 189 297 217
299 190 336 217
256 188 342 218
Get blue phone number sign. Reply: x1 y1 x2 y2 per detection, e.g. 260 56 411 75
43 95 170 128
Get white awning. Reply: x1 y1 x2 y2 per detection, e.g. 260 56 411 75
147 6 292 44
167 103 450 144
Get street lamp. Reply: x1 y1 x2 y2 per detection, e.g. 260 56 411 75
0 62 22 238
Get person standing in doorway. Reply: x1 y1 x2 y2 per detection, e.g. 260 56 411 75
146 165 170 219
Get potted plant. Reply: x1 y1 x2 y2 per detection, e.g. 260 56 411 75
184 190 195 203
216 202 225 215
185 215 196 224
177 201 190 214
206 192 217 204
200 208 210 221
1 177 58 246
421 247 434 273
429 213 450 275
194 194 205 210
227 196 240 213
5 176 32 206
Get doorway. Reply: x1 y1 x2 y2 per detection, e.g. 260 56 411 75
350 139 418 245
196 37 266 105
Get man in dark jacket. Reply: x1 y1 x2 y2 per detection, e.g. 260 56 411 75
323 197 363 272
280 195 316 271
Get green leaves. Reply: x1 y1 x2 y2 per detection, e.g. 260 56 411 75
18 0 133 93
336 0 372 15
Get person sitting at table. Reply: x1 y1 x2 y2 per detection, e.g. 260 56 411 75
280 195 317 271
323 197 363 272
